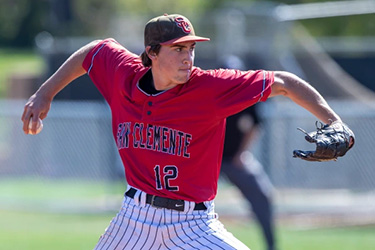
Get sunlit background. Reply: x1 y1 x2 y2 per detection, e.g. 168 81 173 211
1 1 375 250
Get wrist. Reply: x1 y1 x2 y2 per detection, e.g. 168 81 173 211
328 118 342 125
35 86 55 103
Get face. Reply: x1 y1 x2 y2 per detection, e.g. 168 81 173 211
150 41 196 90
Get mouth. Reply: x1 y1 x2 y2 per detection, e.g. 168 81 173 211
179 68 191 73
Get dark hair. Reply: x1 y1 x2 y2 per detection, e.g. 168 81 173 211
141 44 161 67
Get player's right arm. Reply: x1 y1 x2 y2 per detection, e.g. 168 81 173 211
21 40 101 134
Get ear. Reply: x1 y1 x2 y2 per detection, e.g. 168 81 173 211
146 46 157 59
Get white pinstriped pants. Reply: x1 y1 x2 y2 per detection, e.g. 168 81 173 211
94 186 250 250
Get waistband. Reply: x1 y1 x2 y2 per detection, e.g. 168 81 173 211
125 187 207 212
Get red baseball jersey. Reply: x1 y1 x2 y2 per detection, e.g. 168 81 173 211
83 38 274 203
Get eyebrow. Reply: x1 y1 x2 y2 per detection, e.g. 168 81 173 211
171 42 196 48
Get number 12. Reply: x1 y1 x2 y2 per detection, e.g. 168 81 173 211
154 165 179 191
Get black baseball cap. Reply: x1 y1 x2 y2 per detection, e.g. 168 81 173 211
144 14 210 46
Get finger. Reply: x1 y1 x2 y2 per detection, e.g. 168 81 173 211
22 109 32 134
21 107 27 122
21 103 31 122
293 150 308 158
293 150 314 160
29 115 38 135
40 112 47 120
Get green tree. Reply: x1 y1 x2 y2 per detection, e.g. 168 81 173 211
1 0 374 48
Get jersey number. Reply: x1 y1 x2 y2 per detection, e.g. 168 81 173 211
154 165 179 191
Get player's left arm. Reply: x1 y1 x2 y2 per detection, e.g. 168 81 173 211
269 71 342 124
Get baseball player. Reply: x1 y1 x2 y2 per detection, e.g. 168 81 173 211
22 14 354 250
221 104 276 250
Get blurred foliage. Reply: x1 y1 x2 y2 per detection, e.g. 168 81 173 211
0 0 374 48
0 0 48 47
0 0 116 47
301 13 375 37
0 49 44 97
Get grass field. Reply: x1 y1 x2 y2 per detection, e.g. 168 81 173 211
1 179 375 250
227 221 375 250
1 209 374 250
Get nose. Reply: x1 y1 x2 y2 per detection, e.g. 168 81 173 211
183 50 194 65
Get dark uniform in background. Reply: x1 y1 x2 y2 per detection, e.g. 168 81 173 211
221 104 276 250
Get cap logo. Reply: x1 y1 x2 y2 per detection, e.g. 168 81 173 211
174 16 191 34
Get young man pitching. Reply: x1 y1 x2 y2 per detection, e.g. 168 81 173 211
22 14 354 249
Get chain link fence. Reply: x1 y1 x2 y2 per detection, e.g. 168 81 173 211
1 99 374 223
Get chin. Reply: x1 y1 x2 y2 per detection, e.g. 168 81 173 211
175 75 190 84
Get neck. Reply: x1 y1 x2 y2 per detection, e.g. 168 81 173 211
151 68 179 91
139 69 161 95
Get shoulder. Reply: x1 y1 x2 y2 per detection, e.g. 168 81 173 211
189 68 273 87
83 38 145 85
89 38 141 63
191 67 241 79
93 38 124 51
188 68 241 88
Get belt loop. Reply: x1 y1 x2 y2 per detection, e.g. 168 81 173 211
139 191 147 207
203 201 212 212
184 200 194 213
150 195 156 207
133 189 141 206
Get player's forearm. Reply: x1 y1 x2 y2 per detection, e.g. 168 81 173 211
270 71 342 124
35 40 100 100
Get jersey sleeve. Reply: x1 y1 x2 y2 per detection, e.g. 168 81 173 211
82 38 139 103
193 68 274 119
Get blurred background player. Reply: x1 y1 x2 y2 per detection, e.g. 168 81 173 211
221 55 276 250
221 104 276 250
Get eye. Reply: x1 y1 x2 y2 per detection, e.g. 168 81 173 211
175 48 182 52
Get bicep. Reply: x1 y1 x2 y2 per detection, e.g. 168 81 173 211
269 71 296 97
58 40 102 80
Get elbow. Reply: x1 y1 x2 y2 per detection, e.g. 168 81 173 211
272 71 305 98
88 39 102 48
270 71 293 97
